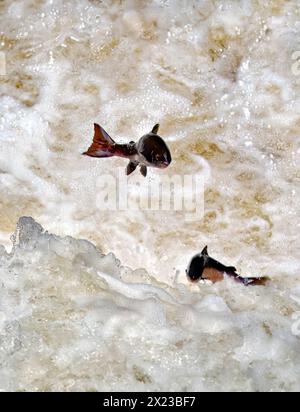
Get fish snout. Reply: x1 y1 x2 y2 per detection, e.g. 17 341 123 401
161 160 170 168
161 156 172 168
186 269 201 283
187 274 202 283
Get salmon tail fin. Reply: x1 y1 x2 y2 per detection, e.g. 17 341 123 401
247 276 270 286
238 276 270 287
83 123 116 158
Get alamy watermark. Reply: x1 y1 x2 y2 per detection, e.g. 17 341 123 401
96 169 205 222
291 294 300 337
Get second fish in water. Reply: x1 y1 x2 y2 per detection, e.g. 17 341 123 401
186 247 269 286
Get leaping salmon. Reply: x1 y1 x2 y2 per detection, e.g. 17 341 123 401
83 123 172 177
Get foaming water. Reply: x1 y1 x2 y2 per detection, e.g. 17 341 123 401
1 0 300 391
0 217 299 392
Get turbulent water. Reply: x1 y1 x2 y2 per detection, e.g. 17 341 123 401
1 0 300 392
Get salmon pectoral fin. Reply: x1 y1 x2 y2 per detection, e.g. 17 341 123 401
83 123 116 158
126 161 138 176
140 165 147 177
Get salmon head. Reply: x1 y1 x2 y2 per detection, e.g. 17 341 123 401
137 125 172 169
186 246 208 282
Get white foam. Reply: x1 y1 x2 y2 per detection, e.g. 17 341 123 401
0 218 299 391
1 0 300 391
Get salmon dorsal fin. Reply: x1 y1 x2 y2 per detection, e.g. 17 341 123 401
201 246 208 256
93 123 115 145
151 124 160 134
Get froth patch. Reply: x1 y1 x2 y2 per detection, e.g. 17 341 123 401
0 52 6 75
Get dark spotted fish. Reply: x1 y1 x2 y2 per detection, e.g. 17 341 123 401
186 246 269 286
83 123 172 177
